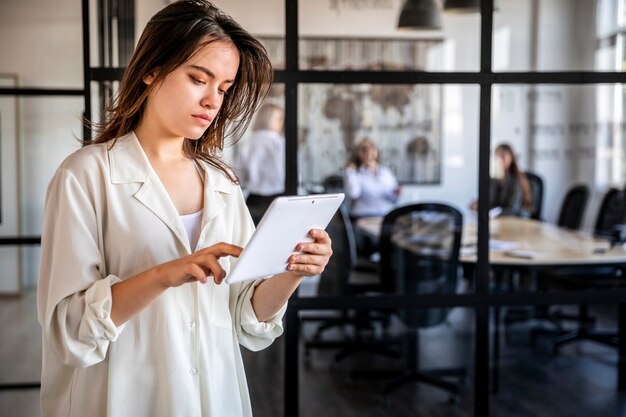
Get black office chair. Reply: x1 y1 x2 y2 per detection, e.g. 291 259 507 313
376 203 466 401
301 205 354 341
301 205 383 362
594 188 626 239
313 204 466 402
539 187 626 352
505 184 590 339
524 171 544 220
556 184 590 230
322 174 345 194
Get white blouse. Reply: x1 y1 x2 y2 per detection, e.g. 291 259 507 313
344 165 399 217
234 129 285 196
37 132 286 417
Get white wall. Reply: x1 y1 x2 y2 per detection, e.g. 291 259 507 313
530 0 598 227
0 0 605 290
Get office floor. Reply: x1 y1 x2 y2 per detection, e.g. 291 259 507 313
1 290 625 417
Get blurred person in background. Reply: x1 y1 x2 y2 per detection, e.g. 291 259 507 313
344 138 400 259
235 102 285 224
471 143 533 217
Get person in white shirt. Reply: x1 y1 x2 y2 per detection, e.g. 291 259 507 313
235 102 285 224
37 2 332 417
344 138 400 258
344 138 400 218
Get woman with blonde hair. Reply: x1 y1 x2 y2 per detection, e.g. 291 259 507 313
344 138 400 219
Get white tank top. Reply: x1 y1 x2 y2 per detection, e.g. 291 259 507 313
180 160 204 250
181 210 203 250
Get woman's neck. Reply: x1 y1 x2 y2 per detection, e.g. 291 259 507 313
362 161 378 173
135 124 187 163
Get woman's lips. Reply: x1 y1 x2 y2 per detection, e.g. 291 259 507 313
192 114 212 126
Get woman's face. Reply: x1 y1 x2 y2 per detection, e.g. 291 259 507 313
495 149 513 171
269 109 285 133
141 39 240 140
358 141 378 164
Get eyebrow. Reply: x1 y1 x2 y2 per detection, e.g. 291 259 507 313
189 65 235 84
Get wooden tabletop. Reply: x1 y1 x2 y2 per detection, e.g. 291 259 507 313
356 216 626 267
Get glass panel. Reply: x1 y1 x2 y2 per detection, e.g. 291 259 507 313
299 1 479 72
597 0 620 37
0 78 20 295
245 303 476 413
16 97 85 290
214 0 285 69
137 1 285 69
488 83 626 296
297 84 479 297
386 208 462 296
224 88 285 225
494 0 622 72
298 83 444 187
0 1 83 88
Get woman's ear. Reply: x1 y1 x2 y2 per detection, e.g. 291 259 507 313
143 70 158 85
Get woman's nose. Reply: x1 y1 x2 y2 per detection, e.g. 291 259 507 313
201 89 220 109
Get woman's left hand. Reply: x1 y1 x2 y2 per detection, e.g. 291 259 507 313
286 229 333 276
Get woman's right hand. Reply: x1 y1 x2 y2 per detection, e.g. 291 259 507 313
156 243 243 287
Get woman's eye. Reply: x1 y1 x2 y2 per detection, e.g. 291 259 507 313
190 76 206 85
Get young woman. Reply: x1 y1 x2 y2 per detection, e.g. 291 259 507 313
471 143 533 217
490 143 533 217
37 2 332 416
343 138 400 258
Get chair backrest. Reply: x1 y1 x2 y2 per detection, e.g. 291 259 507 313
557 184 590 230
316 205 357 296
524 171 544 220
594 188 626 238
322 174 345 194
379 203 463 328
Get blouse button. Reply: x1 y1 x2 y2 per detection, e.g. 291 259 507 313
189 368 197 375
188 319 196 328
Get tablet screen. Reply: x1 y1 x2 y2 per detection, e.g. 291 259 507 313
225 193 345 284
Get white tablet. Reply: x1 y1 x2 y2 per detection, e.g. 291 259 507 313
225 193 345 284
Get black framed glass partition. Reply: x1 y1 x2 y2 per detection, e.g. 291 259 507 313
1 0 626 415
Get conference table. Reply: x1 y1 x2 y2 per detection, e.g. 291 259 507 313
357 215 626 267
356 215 626 391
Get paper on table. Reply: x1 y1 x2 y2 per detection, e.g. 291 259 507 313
489 240 519 251
460 247 476 257
489 206 503 218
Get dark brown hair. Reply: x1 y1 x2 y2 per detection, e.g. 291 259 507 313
86 0 273 182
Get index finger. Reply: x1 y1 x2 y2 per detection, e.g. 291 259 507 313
204 242 243 258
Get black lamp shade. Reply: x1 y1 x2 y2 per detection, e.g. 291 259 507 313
397 0 442 30
443 0 481 13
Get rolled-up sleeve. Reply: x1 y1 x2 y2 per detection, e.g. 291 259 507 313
38 167 124 368
233 279 287 351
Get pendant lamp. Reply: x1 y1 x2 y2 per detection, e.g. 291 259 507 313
443 0 481 13
397 0 442 30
